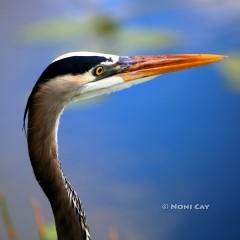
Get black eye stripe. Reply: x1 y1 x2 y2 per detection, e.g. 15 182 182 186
43 56 108 81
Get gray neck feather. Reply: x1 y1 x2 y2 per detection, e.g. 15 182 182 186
26 83 90 240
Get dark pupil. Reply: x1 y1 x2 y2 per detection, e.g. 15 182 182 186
96 67 103 75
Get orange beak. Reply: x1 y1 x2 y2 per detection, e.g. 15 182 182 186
118 54 225 81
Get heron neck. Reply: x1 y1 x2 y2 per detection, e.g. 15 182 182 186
27 94 89 240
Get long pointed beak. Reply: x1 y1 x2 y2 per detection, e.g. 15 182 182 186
118 54 224 81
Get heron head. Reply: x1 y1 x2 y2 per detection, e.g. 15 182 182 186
24 51 224 128
36 51 224 102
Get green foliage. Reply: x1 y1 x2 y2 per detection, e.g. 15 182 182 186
0 194 17 240
44 224 57 240
221 55 240 90
21 15 177 53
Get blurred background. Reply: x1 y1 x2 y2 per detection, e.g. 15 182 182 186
0 0 240 239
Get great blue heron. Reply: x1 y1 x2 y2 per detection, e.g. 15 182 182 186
23 52 224 240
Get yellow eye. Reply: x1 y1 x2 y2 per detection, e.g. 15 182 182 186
94 66 104 76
